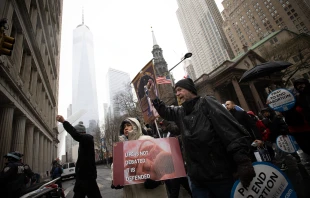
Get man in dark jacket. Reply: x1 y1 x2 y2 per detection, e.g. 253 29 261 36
56 116 102 198
147 78 255 198
0 151 35 198
51 160 63 188
225 101 263 147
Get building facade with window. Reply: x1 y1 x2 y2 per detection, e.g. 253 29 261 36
0 0 63 177
106 68 131 118
222 0 310 56
176 0 234 79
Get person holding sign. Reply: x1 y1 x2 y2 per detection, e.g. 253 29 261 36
111 118 167 198
147 78 256 198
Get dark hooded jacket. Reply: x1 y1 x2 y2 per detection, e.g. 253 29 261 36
63 121 97 180
152 96 251 187
261 108 288 142
229 108 262 141
284 78 310 130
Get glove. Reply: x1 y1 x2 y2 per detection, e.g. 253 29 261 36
237 159 256 188
111 181 124 190
144 179 161 189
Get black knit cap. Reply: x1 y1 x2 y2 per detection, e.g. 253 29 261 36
175 78 197 95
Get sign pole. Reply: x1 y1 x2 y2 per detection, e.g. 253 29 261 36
154 119 161 138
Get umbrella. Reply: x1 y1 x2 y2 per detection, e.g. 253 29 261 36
239 61 292 83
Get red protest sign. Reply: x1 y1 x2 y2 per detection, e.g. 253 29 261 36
113 138 186 186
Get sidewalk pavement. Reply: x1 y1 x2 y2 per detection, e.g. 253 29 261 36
66 165 123 198
66 164 191 198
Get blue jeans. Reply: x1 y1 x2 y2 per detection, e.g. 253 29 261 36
188 176 235 198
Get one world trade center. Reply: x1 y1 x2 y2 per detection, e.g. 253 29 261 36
71 18 99 129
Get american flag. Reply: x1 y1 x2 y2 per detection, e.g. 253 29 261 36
156 76 171 84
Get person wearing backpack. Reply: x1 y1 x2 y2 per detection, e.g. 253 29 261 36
146 78 255 198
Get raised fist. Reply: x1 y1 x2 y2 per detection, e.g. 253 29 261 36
56 115 65 123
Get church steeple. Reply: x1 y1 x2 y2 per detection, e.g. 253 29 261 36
151 27 168 77
151 27 158 47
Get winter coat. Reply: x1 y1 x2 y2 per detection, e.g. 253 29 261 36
63 121 97 180
111 118 167 198
261 114 289 142
0 161 34 198
284 84 310 133
152 96 252 187
51 166 63 179
229 109 262 141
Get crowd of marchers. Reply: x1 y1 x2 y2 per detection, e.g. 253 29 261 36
109 77 310 198
0 78 309 198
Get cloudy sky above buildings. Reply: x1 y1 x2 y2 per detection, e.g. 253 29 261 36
58 0 224 121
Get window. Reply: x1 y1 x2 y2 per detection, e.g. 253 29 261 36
63 164 68 169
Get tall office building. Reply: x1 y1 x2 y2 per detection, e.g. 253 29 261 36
222 0 310 56
176 0 233 79
183 58 196 80
72 16 99 127
106 68 131 117
103 103 108 122
0 0 63 176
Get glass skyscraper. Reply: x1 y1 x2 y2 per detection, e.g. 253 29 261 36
107 68 131 118
176 0 233 79
72 23 99 127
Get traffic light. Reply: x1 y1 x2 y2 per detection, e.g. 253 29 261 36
0 32 15 56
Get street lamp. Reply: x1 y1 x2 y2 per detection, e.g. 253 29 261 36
168 52 192 86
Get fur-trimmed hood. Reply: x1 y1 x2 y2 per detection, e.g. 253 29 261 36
120 117 143 141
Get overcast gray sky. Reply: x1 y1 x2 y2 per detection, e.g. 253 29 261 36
58 0 224 121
